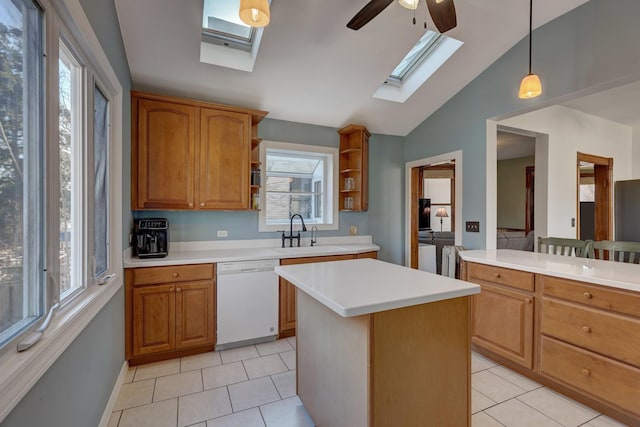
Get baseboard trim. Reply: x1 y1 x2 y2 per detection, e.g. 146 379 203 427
98 360 129 427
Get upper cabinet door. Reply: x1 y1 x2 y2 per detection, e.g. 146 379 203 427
198 108 250 210
134 98 196 209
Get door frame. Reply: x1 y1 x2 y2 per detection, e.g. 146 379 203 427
405 150 463 268
576 152 613 241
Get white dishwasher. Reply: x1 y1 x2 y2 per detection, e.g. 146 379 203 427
216 259 279 350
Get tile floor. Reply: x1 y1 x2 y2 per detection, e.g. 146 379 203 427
108 338 629 427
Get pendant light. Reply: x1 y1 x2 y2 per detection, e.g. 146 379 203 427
519 0 542 99
239 0 270 28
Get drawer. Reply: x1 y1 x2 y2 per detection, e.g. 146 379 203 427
541 298 640 368
540 275 640 318
133 264 214 286
466 262 534 292
281 254 354 265
540 336 640 417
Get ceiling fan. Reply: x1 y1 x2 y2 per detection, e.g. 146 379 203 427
347 0 457 33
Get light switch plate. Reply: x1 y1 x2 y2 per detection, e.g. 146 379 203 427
350 225 358 236
466 221 480 233
217 230 228 237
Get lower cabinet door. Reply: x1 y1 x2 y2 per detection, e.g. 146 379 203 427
472 283 534 368
279 279 296 337
176 281 216 349
133 284 176 356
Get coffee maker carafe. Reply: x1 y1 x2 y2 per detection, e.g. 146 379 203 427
134 218 169 258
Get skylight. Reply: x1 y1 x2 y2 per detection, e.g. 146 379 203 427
373 30 463 103
200 0 268 72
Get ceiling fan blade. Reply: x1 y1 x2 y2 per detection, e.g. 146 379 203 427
426 0 457 33
347 0 394 30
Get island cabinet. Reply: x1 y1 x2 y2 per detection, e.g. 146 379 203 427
131 91 267 210
125 264 216 365
278 252 377 337
465 262 535 369
538 275 640 420
461 256 640 426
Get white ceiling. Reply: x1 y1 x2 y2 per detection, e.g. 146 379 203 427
114 0 588 136
561 80 640 128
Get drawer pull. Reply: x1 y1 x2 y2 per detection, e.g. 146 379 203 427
172 272 179 278
169 287 174 292
582 325 591 333
582 369 591 376
188 203 193 207
200 202 205 207
494 273 501 279
176 287 182 292
525 298 532 304
583 292 592 299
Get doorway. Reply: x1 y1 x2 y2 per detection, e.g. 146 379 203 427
405 151 462 269
576 152 613 241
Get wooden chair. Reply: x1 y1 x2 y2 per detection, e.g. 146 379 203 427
537 237 590 257
588 240 640 264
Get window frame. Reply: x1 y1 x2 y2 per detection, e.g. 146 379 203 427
0 0 123 419
258 141 339 232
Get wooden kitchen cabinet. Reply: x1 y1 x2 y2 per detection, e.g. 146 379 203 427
466 263 535 369
132 98 196 209
131 91 267 211
338 124 369 211
278 253 371 337
126 264 216 365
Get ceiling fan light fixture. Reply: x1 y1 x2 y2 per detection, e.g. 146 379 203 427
519 73 542 99
239 0 270 27
399 0 419 10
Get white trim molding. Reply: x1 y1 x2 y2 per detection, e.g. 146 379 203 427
98 360 129 427
404 150 463 267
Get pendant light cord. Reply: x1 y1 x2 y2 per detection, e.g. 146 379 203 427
528 0 533 75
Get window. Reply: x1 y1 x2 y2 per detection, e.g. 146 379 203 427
0 0 120 353
0 0 45 349
373 30 463 103
259 141 338 231
200 0 269 72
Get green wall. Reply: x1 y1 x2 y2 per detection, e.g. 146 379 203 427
405 0 640 249
497 156 535 230
1 0 131 425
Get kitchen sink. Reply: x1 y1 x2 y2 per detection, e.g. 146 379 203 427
272 245 348 256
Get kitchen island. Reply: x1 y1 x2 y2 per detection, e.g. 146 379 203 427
274 258 480 427
460 249 640 426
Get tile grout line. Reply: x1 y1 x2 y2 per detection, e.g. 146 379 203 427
481 410 507 426
515 393 598 426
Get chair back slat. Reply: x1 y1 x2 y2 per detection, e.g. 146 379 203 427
588 240 640 264
538 237 590 258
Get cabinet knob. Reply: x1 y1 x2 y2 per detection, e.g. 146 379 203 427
494 273 501 279
188 203 193 207
581 369 591 376
583 292 592 299
582 325 591 333
525 298 532 304
172 272 179 278
176 287 182 292
200 202 205 207
169 287 174 292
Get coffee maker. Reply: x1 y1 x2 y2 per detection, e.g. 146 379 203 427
134 218 169 258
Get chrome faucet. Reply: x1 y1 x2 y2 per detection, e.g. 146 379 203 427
310 226 318 246
282 214 307 247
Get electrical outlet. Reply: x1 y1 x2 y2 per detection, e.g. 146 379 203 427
217 230 228 237
571 218 576 227
466 221 480 233
350 225 358 236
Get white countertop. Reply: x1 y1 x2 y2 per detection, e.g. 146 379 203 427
275 258 480 317
460 249 640 293
124 237 380 268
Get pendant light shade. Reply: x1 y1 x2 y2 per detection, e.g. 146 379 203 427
519 0 541 99
399 0 419 10
239 0 270 28
519 73 542 99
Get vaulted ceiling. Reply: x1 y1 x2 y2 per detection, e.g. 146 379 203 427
115 0 589 136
